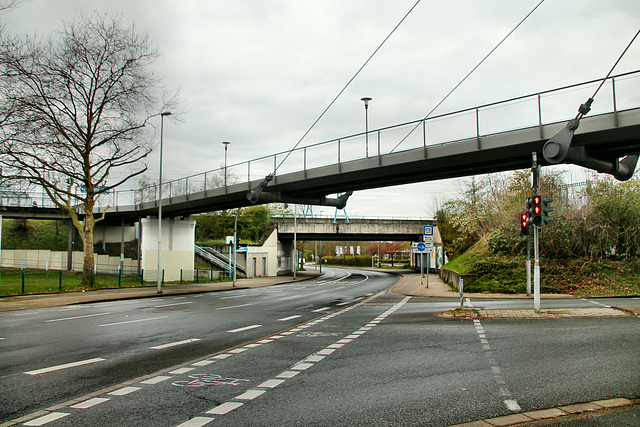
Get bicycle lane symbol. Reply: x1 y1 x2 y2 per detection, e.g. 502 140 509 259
172 373 250 387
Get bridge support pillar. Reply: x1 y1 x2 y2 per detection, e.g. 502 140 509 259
140 217 195 282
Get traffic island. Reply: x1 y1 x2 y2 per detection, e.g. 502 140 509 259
439 308 484 319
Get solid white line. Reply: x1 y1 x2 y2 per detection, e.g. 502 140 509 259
312 307 330 312
217 303 252 310
227 324 262 333
70 397 110 409
278 315 302 321
206 401 244 415
150 338 201 350
99 316 168 327
175 417 215 427
25 358 105 375
45 312 111 323
153 302 193 308
108 386 141 396
23 412 69 426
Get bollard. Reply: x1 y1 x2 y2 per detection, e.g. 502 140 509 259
59 270 62 291
180 269 183 284
90 270 94 288
22 271 25 293
141 269 144 286
118 266 122 287
196 269 199 284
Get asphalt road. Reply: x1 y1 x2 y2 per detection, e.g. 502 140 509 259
1 268 638 426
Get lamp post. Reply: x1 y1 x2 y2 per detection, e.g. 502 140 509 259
157 111 172 294
361 97 372 158
222 141 230 189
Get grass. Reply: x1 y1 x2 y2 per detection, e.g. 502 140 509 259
442 242 640 296
0 269 232 297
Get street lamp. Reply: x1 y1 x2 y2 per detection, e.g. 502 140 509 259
222 141 230 189
361 97 372 158
157 111 172 294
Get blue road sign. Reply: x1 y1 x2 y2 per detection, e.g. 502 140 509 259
417 242 427 252
423 225 434 236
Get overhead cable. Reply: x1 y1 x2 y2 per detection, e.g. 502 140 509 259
389 0 545 153
273 0 422 174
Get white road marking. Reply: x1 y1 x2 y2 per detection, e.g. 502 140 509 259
150 338 201 350
25 358 105 375
153 302 193 308
235 389 267 400
140 375 172 384
306 355 325 362
191 360 217 367
212 354 232 359
108 386 141 396
174 296 187 299
227 324 262 333
228 348 248 354
175 417 215 427
276 371 300 379
45 312 111 323
99 316 168 327
312 307 330 312
217 303 252 310
505 400 522 411
221 295 246 299
206 402 244 415
291 362 314 371
170 367 195 375
70 397 110 409
23 412 69 426
257 379 285 388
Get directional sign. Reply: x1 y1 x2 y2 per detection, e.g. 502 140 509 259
423 236 434 243
417 242 426 252
423 225 434 236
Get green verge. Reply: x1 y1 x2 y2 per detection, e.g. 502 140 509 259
443 240 640 297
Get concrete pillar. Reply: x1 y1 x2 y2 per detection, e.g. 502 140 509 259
140 217 195 282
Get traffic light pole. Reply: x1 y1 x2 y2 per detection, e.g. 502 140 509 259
532 152 541 313
526 234 531 296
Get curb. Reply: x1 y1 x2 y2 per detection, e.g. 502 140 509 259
449 398 637 426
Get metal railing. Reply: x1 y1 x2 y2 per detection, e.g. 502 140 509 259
3 70 639 211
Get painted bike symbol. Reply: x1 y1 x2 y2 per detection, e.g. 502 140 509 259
172 373 250 387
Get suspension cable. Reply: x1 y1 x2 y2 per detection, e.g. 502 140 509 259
272 0 422 175
575 28 640 120
389 0 545 153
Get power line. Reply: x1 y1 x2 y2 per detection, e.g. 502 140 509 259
390 0 545 153
273 0 422 175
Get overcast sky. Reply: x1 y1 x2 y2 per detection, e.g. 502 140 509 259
3 0 639 218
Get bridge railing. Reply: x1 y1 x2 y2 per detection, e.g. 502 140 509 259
4 70 640 211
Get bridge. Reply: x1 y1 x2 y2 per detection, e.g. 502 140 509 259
2 71 640 279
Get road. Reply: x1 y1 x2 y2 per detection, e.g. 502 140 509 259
0 268 638 426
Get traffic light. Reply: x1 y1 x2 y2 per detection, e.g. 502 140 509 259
520 212 529 236
540 196 553 225
530 195 542 225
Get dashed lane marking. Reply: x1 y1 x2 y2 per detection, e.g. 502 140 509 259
206 401 244 415
23 412 70 426
153 302 193 308
108 386 141 396
217 303 253 310
45 312 111 323
24 358 106 375
150 338 201 350
226 324 262 333
278 315 302 321
175 417 215 427
99 316 168 327
70 397 110 409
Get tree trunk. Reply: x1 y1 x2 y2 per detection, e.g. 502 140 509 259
80 209 96 285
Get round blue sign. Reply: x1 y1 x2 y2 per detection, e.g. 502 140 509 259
417 242 426 251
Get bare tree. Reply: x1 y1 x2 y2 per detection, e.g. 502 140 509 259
0 12 176 284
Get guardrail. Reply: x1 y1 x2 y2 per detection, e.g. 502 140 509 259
3 70 639 211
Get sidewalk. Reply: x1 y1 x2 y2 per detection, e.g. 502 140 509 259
389 271 640 319
0 270 322 313
0 269 637 318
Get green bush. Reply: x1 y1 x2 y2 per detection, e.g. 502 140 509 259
321 255 373 266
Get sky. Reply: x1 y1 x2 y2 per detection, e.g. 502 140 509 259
2 0 639 218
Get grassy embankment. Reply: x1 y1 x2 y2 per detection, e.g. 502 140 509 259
442 239 640 297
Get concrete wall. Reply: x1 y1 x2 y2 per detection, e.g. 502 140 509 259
246 230 278 278
141 218 195 282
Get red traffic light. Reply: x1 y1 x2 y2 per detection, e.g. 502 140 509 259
520 213 528 227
